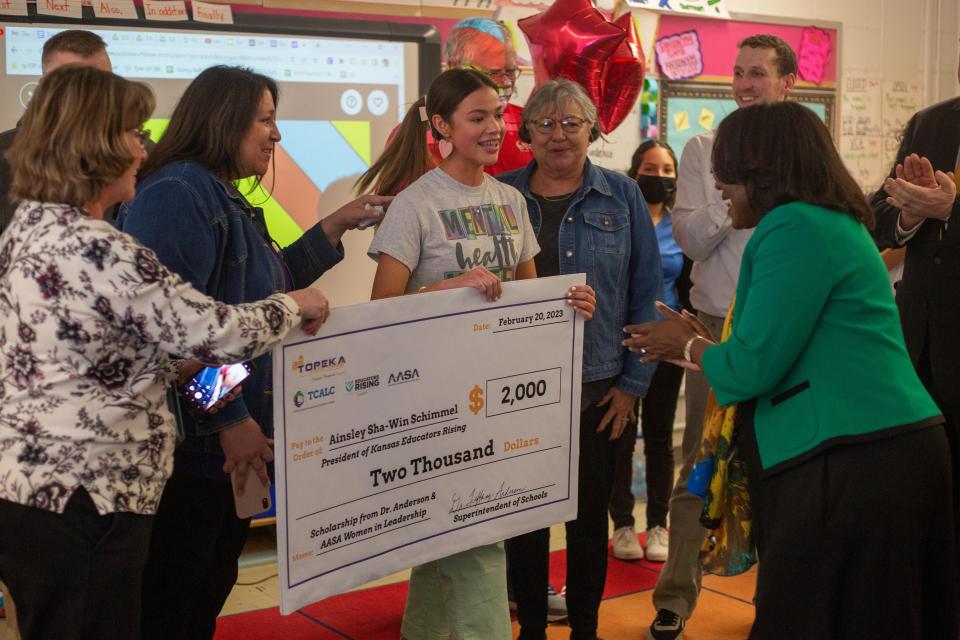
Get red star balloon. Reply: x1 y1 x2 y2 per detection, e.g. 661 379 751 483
599 13 646 134
519 0 645 134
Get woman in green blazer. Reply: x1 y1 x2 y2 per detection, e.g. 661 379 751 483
625 101 957 639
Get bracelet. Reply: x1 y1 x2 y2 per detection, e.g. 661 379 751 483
683 335 706 362
417 285 428 294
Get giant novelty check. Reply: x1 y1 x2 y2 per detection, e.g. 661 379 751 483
273 274 585 614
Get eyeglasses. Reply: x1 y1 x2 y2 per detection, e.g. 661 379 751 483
133 128 152 148
529 116 588 135
465 64 521 83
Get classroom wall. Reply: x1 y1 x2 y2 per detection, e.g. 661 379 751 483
716 0 958 189
724 0 959 108
279 0 960 301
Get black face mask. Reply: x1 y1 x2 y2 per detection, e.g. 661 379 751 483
635 175 677 205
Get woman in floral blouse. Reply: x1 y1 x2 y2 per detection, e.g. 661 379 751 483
0 67 330 640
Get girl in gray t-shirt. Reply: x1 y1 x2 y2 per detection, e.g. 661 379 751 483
365 68 595 640
368 67 532 640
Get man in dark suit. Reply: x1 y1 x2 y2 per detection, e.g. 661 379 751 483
0 30 112 232
870 68 960 553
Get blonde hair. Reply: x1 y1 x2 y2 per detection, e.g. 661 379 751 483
7 65 155 206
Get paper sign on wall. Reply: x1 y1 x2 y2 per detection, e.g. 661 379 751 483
881 79 922 161
143 0 187 20
698 107 714 130
655 31 703 81
35 0 82 18
840 135 884 194
0 0 28 16
92 0 137 19
797 26 831 85
841 74 882 138
625 0 729 19
192 0 232 24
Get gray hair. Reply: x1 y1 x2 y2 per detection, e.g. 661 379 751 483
445 18 513 67
524 79 599 126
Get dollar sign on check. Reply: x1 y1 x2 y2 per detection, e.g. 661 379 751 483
469 385 484 415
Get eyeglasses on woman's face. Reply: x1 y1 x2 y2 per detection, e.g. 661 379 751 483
529 116 588 135
467 64 521 84
133 128 151 148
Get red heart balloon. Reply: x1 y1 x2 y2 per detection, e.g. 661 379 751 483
519 0 645 134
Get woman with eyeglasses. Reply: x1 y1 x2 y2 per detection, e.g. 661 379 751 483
0 66 330 640
117 65 391 640
497 79 662 640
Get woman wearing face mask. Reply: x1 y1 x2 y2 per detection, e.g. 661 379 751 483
609 140 690 564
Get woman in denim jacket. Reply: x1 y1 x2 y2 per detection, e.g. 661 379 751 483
497 79 662 640
117 66 391 640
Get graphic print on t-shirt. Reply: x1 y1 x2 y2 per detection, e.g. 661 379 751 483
437 203 522 281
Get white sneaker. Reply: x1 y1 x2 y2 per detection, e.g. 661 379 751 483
612 526 644 560
645 526 669 562
546 585 568 622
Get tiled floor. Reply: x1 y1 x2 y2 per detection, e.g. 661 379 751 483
222 498 757 639
218 411 758 638
4 400 756 639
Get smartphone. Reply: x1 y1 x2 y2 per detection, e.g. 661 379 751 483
182 363 250 411
231 465 272 519
356 203 384 230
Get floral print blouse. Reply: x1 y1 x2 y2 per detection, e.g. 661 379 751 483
0 202 302 515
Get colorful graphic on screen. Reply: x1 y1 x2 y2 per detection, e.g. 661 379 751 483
146 118 370 248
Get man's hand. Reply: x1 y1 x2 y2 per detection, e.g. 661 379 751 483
896 153 938 188
220 418 273 494
884 161 956 229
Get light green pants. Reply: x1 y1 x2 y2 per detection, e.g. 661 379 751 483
401 542 511 640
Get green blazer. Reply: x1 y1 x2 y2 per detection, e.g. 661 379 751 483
702 201 942 474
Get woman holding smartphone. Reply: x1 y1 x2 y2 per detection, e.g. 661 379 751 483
0 66 330 640
117 65 391 640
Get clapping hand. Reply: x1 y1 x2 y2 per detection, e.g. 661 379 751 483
883 153 956 228
623 302 715 368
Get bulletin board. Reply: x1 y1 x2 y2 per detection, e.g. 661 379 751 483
660 82 835 155
652 13 839 159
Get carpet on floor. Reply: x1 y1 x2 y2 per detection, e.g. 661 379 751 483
215 534 663 640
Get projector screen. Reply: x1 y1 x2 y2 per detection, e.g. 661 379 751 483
0 14 440 305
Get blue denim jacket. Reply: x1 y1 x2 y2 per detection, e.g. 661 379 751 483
116 161 343 471
497 159 662 397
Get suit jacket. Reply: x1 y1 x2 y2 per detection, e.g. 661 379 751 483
702 202 941 474
871 96 960 406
